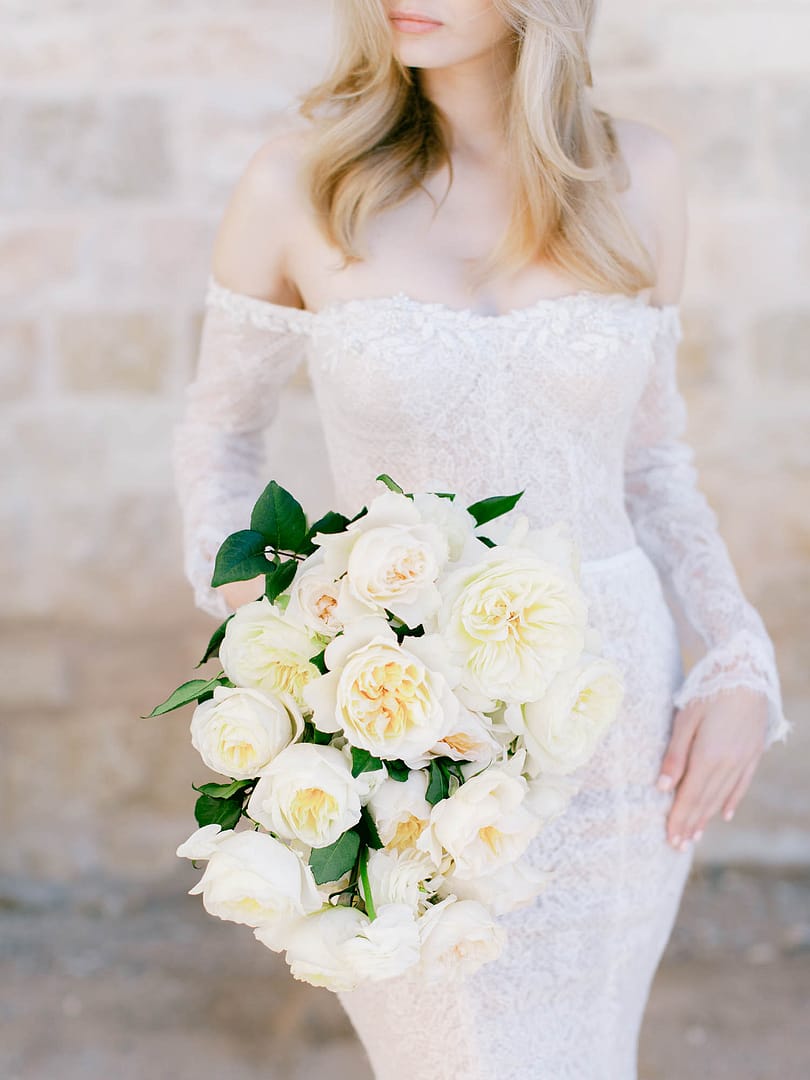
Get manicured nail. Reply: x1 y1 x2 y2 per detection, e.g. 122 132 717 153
693 829 704 842
679 839 691 852
723 809 735 822
671 834 681 846
657 774 674 791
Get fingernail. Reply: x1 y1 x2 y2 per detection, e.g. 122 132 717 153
679 839 691 853
657 774 674 791
693 829 704 842
671 834 681 846
723 809 735 822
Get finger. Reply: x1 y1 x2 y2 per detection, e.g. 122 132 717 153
657 705 701 793
721 756 759 823
681 762 739 841
666 753 716 847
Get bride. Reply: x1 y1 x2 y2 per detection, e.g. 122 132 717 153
172 1 792 1076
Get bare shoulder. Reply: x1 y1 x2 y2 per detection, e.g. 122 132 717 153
210 116 314 306
610 116 688 306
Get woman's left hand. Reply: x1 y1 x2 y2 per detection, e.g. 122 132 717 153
655 689 768 852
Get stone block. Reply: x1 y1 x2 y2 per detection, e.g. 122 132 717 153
57 310 174 394
0 321 37 398
751 310 810 383
0 96 173 208
0 225 78 303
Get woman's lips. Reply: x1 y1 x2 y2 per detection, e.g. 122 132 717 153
390 11 443 34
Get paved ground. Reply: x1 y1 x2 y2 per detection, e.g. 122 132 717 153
1 864 808 1080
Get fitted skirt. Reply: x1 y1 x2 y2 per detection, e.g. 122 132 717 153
337 543 696 1080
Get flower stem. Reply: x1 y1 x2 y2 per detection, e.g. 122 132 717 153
358 846 376 922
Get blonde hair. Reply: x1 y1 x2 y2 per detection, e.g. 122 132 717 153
298 0 655 295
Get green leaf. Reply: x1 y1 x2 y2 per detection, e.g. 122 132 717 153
384 759 410 783
347 505 369 526
350 747 383 778
466 491 525 528
264 558 298 602
425 760 450 805
375 473 404 494
194 792 244 830
211 530 273 587
477 534 496 548
196 615 233 668
307 510 350 545
250 480 308 554
358 806 383 850
192 779 254 800
302 720 332 746
429 491 456 501
309 828 361 885
309 648 327 675
143 675 225 718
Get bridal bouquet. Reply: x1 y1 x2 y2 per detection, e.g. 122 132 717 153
149 474 625 991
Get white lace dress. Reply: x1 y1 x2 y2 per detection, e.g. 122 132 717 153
172 276 792 1080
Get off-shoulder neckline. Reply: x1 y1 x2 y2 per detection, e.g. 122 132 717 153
205 273 681 331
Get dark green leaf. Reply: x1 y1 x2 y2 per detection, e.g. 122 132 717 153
192 779 254 800
194 792 244 830
211 530 273 587
350 747 383 777
264 558 298 602
302 720 332 746
142 675 226 718
429 491 456 500
250 480 308 554
477 534 496 548
307 510 350 542
466 490 525 528
359 806 383 850
425 760 450 805
347 505 369 526
309 648 327 675
309 828 361 885
195 615 234 668
384 759 410 783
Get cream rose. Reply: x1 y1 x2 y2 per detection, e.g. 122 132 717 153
417 896 506 981
246 743 364 848
313 489 450 629
302 616 460 763
175 825 323 947
437 545 589 708
507 654 625 777
359 847 438 913
284 554 342 638
438 858 550 917
218 597 321 709
419 763 540 880
271 902 421 991
368 771 432 853
431 706 503 765
190 685 303 780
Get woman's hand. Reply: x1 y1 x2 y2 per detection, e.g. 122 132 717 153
655 688 768 852
216 574 266 613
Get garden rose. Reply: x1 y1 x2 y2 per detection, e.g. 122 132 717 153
368 771 432 853
417 897 506 981
246 743 364 848
175 826 323 946
190 685 302 780
284 553 342 638
219 597 321 709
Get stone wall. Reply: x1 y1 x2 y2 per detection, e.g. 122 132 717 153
2 0 808 886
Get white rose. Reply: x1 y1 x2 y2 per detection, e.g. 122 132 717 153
219 597 321 709
437 545 588 707
483 514 581 581
303 616 460 763
411 491 481 564
359 847 438 913
314 489 450 629
431 707 503 765
524 773 581 825
274 902 420 991
176 826 323 946
190 685 303 780
246 743 364 848
368 771 432 853
439 858 550 917
508 654 625 776
285 553 342 638
417 897 506 981
419 764 539 880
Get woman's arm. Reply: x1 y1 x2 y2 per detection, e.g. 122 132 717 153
172 132 309 617
622 126 793 849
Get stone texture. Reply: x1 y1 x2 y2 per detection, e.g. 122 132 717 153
0 321 37 398
751 310 810 382
57 310 174 394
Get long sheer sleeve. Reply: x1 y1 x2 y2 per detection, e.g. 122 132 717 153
171 276 311 620
623 306 793 751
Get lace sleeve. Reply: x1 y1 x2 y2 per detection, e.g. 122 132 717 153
623 307 793 751
171 276 310 620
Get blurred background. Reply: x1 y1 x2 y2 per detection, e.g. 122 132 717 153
1 1 808 1077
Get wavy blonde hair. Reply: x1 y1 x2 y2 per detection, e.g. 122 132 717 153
298 0 655 294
